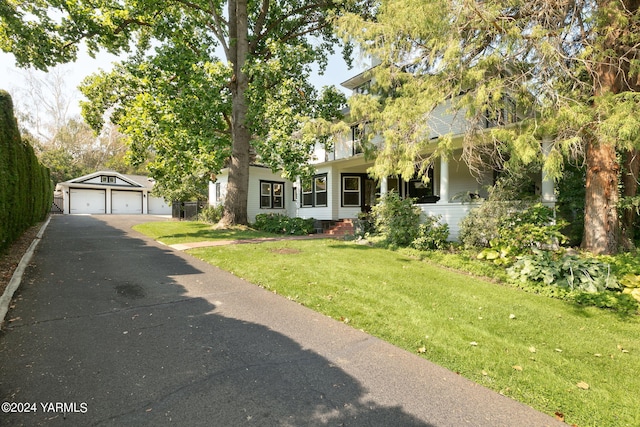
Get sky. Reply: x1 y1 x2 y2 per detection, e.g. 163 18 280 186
0 46 367 125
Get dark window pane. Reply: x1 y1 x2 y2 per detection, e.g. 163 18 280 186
344 177 359 191
343 192 360 206
303 193 313 206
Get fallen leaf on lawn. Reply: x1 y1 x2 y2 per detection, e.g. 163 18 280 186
528 346 536 353
594 353 602 357
512 365 523 371
417 347 426 354
576 381 590 390
555 412 565 422
470 341 478 346
617 345 629 353
509 313 516 319
481 370 488 376
555 348 563 353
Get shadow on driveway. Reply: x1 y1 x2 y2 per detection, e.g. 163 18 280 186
0 216 429 426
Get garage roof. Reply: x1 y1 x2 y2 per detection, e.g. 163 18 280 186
60 171 156 189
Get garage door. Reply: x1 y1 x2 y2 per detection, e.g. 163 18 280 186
112 190 143 214
148 196 171 215
70 189 106 214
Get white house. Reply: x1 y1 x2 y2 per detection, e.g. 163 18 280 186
209 69 556 240
58 171 172 215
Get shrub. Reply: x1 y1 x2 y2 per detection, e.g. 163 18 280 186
507 249 619 293
354 211 376 239
459 200 524 248
411 215 450 250
0 91 52 252
371 191 421 247
254 213 315 235
497 203 566 250
461 201 567 259
198 205 224 224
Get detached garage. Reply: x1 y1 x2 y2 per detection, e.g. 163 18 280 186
58 171 171 215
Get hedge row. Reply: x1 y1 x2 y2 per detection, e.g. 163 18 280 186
0 90 53 253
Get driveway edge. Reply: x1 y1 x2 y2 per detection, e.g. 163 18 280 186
0 215 51 328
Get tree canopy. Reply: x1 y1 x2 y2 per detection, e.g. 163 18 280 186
338 0 640 254
1 0 370 219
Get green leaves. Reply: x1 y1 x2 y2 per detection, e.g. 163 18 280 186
507 249 621 293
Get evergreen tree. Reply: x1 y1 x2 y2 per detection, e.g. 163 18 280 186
338 0 640 254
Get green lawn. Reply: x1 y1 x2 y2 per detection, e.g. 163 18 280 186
136 222 640 426
133 220 276 245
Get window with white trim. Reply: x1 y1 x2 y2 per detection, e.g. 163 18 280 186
260 181 284 209
301 174 327 207
342 176 361 207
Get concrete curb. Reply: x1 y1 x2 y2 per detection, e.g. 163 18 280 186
0 216 51 328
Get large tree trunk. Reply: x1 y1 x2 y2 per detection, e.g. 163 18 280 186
581 0 629 254
220 0 250 226
581 138 620 254
621 149 640 248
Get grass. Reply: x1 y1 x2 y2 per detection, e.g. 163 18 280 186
132 220 276 245
136 222 640 426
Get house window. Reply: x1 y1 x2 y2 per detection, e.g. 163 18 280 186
301 174 328 207
215 182 221 202
350 124 365 155
407 167 436 203
260 181 284 209
342 176 361 207
354 81 371 95
101 176 116 183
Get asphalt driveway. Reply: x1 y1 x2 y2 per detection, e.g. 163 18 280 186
0 215 564 426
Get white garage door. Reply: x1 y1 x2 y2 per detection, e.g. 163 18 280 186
148 196 171 215
70 189 106 214
112 190 143 214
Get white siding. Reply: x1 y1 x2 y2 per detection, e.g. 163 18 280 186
246 167 295 222
296 165 335 221
440 157 489 201
211 167 296 223
427 100 470 139
209 175 228 209
417 203 479 241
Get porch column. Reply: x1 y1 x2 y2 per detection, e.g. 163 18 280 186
541 138 556 203
438 156 449 203
380 176 388 197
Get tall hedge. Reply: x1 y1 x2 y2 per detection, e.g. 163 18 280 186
0 90 53 253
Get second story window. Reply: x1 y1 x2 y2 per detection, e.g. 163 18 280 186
350 124 365 155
